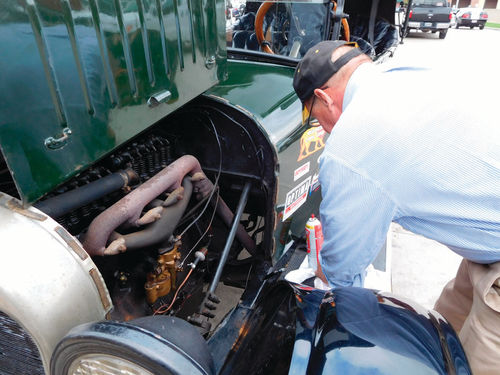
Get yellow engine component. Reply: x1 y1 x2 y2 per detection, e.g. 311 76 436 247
145 244 181 305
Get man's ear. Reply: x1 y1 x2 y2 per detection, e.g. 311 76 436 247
313 88 333 107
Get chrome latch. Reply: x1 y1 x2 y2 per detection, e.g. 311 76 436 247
148 90 172 108
45 127 72 150
205 55 216 69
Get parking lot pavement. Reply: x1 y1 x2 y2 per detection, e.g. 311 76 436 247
386 27 500 73
390 224 462 309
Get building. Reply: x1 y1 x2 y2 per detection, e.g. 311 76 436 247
452 0 499 9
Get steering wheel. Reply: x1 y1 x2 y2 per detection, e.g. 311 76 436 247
254 0 350 54
254 1 277 54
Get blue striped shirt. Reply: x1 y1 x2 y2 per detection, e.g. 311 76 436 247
318 63 500 288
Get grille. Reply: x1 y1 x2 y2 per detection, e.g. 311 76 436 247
0 311 44 375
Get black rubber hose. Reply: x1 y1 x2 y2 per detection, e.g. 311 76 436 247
35 169 138 218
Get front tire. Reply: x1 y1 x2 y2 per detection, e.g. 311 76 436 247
439 30 447 39
470 25 474 29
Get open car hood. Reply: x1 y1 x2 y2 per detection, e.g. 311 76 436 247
0 0 226 203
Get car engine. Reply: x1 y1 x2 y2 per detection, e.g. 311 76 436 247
1 100 277 331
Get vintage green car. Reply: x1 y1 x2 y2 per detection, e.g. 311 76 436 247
0 1 470 375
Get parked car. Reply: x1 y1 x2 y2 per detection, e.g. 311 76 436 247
455 7 488 29
406 0 453 39
0 0 471 374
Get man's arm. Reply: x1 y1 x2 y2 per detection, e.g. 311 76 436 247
318 154 397 288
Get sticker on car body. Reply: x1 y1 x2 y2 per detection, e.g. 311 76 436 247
297 127 326 161
283 176 312 221
294 162 310 181
309 172 320 195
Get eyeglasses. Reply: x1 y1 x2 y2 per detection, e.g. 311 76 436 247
302 95 316 128
301 84 331 127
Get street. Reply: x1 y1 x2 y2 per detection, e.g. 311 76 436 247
389 26 500 71
383 27 500 309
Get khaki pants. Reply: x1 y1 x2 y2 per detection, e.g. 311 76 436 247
434 259 500 375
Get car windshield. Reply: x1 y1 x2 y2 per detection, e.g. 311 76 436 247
413 0 448 7
226 0 330 58
226 0 399 60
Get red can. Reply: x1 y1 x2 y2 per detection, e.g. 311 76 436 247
305 215 323 271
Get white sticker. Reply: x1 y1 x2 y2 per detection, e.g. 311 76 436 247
310 172 320 194
294 162 310 181
283 176 312 221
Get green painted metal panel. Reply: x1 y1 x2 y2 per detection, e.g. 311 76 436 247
0 0 227 203
206 59 303 149
207 60 326 258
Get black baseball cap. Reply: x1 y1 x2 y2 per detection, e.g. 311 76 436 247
293 40 362 103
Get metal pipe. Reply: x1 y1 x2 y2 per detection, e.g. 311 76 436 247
34 169 138 218
331 0 346 42
83 155 206 256
111 178 193 252
214 198 256 255
400 0 413 44
209 181 252 295
82 154 256 257
192 177 256 255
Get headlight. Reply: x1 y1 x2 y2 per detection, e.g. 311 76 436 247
51 317 215 375
68 354 155 375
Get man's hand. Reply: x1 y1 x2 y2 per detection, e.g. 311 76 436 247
315 261 329 285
